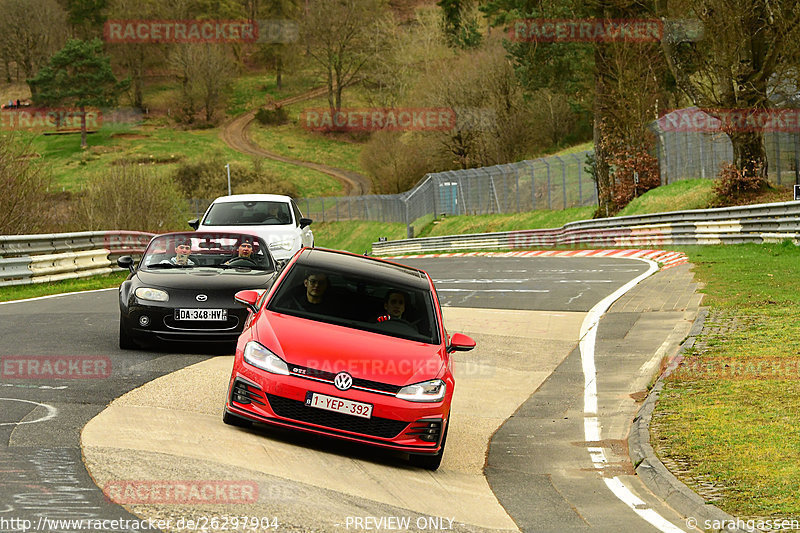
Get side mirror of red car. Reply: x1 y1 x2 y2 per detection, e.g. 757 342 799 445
234 289 261 314
448 332 476 353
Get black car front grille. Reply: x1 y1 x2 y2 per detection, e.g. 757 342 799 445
404 419 443 442
288 364 403 395
231 378 266 406
266 394 408 439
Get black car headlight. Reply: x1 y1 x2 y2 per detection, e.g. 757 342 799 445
396 379 446 402
134 287 169 302
243 341 290 375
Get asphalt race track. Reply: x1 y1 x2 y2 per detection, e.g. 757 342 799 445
0 256 702 532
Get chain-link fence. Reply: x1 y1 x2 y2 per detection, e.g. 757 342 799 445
652 108 800 185
296 150 596 226
185 109 800 230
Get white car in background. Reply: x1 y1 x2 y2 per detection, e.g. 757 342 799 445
189 194 314 264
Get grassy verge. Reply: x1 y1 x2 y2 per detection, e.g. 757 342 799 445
617 179 715 216
0 271 128 303
312 221 407 254
419 206 595 237
652 242 800 519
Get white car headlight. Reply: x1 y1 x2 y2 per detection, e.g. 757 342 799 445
396 379 446 402
269 239 294 251
243 341 290 375
134 287 169 302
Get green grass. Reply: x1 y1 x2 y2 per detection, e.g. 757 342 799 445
312 221 407 254
227 71 320 116
28 116 342 197
248 122 367 174
617 179 716 217
420 206 596 237
0 271 128 303
651 242 800 518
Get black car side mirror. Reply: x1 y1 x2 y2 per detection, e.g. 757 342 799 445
188 218 199 230
299 217 313 229
117 256 135 273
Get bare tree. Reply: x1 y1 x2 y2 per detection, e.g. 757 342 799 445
660 0 800 179
300 0 391 115
106 0 169 110
0 0 68 81
412 44 535 169
170 44 237 124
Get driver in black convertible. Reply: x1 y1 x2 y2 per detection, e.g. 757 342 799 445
222 237 255 265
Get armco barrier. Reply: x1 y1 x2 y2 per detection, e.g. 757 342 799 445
371 200 800 255
0 231 154 287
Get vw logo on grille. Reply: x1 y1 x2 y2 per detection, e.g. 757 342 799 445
334 372 353 391
196 294 208 302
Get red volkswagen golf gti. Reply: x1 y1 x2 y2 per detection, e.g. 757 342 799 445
223 248 475 469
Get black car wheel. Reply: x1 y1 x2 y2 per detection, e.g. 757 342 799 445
409 421 448 470
223 408 253 429
119 318 137 350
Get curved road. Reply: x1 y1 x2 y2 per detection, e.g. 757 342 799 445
219 89 373 196
0 256 701 532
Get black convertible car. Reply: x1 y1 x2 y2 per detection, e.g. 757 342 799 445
117 231 278 349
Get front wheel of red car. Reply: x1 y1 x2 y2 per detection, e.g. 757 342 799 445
223 409 253 429
409 423 448 471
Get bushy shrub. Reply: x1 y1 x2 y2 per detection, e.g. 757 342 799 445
608 147 661 211
0 132 55 234
359 131 441 194
255 106 289 126
713 161 766 200
75 164 189 233
172 155 298 199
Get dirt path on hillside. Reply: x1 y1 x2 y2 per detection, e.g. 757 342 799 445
220 87 372 196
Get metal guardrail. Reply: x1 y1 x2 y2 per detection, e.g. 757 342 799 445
0 231 154 287
371 200 800 255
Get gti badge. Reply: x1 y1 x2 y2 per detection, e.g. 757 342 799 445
334 372 353 391
196 294 208 302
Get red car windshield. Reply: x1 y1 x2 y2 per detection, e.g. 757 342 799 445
268 266 440 344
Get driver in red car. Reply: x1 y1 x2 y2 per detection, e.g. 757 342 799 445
377 290 406 322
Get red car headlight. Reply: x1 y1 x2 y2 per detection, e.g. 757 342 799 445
243 341 290 375
396 379 446 402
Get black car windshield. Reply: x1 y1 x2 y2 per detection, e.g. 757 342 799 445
141 234 275 271
202 201 293 226
267 265 440 344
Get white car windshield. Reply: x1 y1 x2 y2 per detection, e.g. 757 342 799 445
202 201 293 226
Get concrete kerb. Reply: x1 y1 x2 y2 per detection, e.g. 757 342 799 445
628 307 754 533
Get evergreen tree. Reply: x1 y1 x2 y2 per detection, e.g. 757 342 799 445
28 39 129 148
